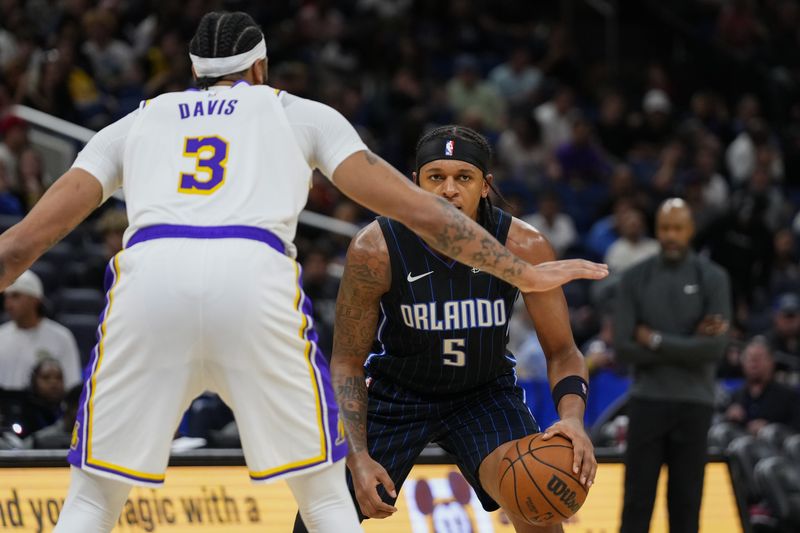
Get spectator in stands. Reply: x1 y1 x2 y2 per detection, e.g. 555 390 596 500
0 115 29 189
585 195 636 260
717 0 765 59
81 9 134 94
27 384 82 449
685 146 730 214
534 84 575 151
765 292 800 363
649 141 684 201
702 182 774 321
17 147 49 210
604 209 659 274
724 337 800 434
0 270 81 390
768 228 800 297
726 118 784 186
631 89 675 156
488 46 542 106
522 190 577 258
582 314 616 375
601 164 652 217
555 112 612 184
682 91 730 141
683 173 721 239
594 90 632 160
49 37 109 127
615 198 732 533
496 114 554 187
14 357 66 438
85 208 127 289
445 54 506 132
0 159 23 215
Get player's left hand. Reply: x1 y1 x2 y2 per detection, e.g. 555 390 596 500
541 417 596 489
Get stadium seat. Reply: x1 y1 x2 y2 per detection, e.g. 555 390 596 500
41 242 75 269
728 435 783 503
29 260 59 294
708 421 747 451
31 430 71 450
758 423 797 450
785 434 800 464
54 288 105 316
0 214 22 234
62 261 90 288
208 422 241 448
61 223 92 249
754 455 800 531
56 314 99 368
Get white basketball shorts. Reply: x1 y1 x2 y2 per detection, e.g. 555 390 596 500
68 225 347 486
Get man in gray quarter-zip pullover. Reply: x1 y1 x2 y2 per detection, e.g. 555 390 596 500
615 198 732 533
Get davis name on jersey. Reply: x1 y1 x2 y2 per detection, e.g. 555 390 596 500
400 298 507 331
178 99 239 119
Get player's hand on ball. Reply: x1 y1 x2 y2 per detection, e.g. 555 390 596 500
542 417 597 489
347 452 398 519
521 259 608 293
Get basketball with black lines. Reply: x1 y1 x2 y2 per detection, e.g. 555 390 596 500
498 433 588 526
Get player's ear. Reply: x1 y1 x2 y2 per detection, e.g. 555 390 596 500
482 173 493 198
412 171 419 185
253 58 268 85
191 65 198 82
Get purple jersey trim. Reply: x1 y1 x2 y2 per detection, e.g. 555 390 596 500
127 225 285 255
249 265 347 482
68 258 116 470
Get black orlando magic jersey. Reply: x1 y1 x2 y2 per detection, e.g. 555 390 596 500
365 207 520 395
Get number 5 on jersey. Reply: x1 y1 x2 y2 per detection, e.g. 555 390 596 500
179 136 229 195
443 338 466 367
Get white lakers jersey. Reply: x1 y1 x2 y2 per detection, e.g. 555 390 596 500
72 83 366 251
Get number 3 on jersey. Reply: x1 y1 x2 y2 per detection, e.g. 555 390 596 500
178 136 229 195
443 338 466 367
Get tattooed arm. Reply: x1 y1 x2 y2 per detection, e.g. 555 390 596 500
0 168 102 290
333 151 607 293
331 221 398 518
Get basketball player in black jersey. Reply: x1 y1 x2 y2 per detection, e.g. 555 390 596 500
293 126 598 532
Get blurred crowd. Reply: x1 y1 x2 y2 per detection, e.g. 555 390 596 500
1 0 800 471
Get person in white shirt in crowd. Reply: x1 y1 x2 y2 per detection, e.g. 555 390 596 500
534 85 575 151
523 190 577 258
725 117 784 186
488 47 543 106
0 270 82 390
604 209 659 274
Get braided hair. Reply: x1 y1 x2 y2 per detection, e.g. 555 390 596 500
189 12 264 89
415 125 499 227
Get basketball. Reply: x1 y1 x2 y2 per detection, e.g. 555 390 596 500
498 433 588 526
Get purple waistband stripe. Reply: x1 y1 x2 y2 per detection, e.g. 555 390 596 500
127 225 285 254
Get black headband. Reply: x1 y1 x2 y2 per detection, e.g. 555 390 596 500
415 136 490 175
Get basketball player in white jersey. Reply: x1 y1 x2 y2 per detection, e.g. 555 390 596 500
0 12 607 533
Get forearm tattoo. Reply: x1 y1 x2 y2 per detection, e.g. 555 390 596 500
430 197 525 280
331 227 387 453
334 375 369 453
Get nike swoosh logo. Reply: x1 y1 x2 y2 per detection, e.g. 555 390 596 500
407 271 434 282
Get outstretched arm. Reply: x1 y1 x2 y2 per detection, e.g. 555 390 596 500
0 111 130 290
332 151 607 293
0 168 102 288
331 221 397 518
507 218 596 489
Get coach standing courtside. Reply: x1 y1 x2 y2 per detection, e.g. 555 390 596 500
615 198 732 533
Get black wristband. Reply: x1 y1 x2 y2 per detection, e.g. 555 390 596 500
552 375 588 408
